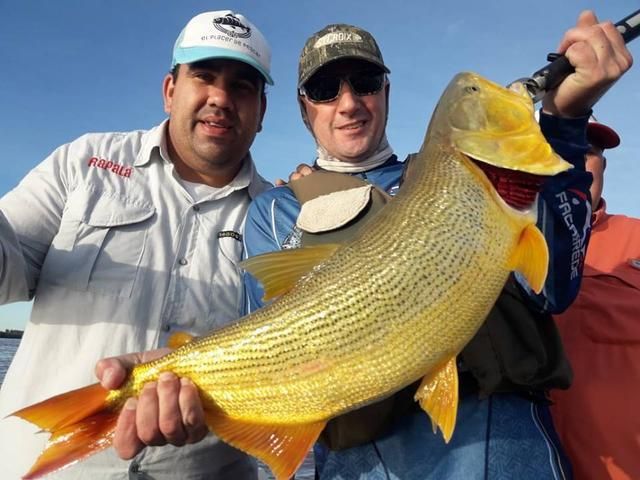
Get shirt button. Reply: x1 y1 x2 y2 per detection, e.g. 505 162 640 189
179 258 188 266
193 205 200 212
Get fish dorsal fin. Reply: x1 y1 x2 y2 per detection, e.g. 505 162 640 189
506 223 549 294
414 357 459 443
167 331 195 349
240 244 341 301
204 409 325 480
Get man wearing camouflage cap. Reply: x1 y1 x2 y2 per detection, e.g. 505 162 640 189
243 14 632 479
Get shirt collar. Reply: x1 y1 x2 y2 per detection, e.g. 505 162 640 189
134 119 169 167
134 119 270 198
245 154 272 199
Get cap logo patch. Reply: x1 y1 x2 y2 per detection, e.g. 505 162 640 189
213 14 251 39
314 32 363 49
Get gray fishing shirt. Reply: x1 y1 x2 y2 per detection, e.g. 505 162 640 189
0 120 270 479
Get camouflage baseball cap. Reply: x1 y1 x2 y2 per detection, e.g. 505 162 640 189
298 24 390 87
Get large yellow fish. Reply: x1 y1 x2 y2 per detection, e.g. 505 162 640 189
12 72 572 479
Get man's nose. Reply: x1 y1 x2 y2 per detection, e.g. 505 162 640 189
336 80 360 113
207 83 233 110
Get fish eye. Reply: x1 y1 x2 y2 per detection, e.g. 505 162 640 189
464 85 480 94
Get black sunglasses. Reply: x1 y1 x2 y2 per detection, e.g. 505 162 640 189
299 72 386 103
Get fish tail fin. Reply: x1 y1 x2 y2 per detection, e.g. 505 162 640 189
204 408 325 480
12 383 117 479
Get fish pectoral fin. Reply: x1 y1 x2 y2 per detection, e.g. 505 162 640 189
240 244 341 301
507 223 549 294
204 409 325 480
167 331 196 349
414 357 459 443
11 383 116 479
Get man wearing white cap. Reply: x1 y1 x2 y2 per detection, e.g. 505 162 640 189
0 10 271 479
551 120 640 480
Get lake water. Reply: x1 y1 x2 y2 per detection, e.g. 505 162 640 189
0 337 314 479
0 337 20 386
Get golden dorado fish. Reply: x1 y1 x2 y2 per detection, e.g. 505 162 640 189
12 72 572 480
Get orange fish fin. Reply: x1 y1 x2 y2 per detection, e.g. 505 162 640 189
204 409 325 480
22 410 118 479
12 383 109 431
414 357 459 443
240 244 341 301
12 383 116 478
507 223 549 294
167 331 196 349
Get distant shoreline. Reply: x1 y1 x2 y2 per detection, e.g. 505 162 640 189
0 329 23 339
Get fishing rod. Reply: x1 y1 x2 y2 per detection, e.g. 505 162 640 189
513 9 640 103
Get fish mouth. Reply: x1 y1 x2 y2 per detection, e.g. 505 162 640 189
468 157 546 210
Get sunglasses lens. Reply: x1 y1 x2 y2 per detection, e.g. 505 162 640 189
304 76 342 102
348 73 384 96
302 72 385 103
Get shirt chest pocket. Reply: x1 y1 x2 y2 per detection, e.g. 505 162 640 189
41 188 155 298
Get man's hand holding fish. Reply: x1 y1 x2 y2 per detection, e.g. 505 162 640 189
96 349 208 459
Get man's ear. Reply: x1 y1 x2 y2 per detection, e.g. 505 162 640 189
297 95 313 133
162 73 175 115
257 92 267 133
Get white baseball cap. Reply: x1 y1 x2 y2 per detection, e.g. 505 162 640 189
172 11 273 85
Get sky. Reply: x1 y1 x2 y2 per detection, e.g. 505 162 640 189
1 0 639 330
